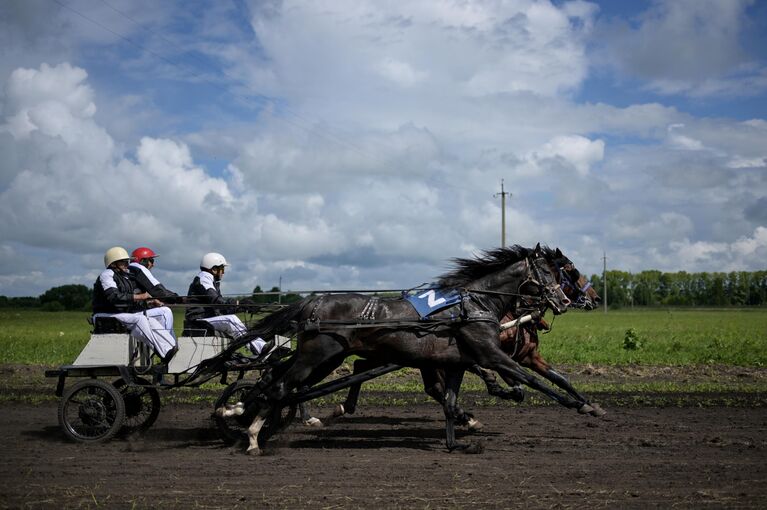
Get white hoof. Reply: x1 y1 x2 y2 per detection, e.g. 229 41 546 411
467 417 484 431
578 404 595 415
216 402 244 418
246 446 262 456
304 417 323 427
332 404 345 417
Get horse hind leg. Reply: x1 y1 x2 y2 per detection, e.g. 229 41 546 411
246 407 270 455
299 398 322 427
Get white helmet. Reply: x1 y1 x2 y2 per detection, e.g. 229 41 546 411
200 252 228 270
104 246 130 268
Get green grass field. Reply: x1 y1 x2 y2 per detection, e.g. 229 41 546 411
1 307 765 366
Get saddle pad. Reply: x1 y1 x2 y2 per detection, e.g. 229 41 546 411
405 287 462 318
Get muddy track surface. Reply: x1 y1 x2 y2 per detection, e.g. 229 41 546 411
1 400 766 509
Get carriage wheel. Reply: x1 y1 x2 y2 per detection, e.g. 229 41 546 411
58 379 126 443
113 377 161 436
214 380 297 446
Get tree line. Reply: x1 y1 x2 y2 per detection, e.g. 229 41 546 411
590 270 767 308
0 284 303 311
1 270 766 310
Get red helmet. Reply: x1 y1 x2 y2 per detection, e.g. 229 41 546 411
131 247 158 264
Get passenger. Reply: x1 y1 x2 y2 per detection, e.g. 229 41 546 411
93 247 178 365
129 246 181 339
185 252 267 356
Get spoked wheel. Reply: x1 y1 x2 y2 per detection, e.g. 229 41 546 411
58 379 126 443
214 380 297 446
113 377 161 436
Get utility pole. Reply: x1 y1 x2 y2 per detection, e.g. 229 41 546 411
494 179 511 248
602 251 608 313
278 275 282 304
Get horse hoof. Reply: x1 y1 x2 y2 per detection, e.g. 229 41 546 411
467 417 484 432
332 404 345 418
246 447 262 456
304 417 323 427
450 442 484 454
589 403 607 417
578 404 594 415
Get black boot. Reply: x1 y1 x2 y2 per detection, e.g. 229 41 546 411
161 346 178 365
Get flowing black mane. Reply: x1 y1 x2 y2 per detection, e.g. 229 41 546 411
437 245 560 288
435 245 522 288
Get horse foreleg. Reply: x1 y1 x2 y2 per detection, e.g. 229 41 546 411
495 363 588 413
529 357 605 417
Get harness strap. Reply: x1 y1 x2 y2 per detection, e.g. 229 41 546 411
358 297 380 320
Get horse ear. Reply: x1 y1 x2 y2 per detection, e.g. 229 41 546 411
534 242 541 253
555 247 563 257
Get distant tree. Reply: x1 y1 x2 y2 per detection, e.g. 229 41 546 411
39 284 92 310
0 296 41 308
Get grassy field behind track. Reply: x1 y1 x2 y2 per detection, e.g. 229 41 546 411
1 307 765 366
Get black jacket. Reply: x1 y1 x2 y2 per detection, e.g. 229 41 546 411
129 262 182 304
93 268 139 314
185 270 236 321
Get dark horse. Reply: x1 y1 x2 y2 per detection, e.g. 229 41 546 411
221 244 587 454
328 247 605 430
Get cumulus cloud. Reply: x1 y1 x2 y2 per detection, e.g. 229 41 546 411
597 0 766 96
0 1 765 298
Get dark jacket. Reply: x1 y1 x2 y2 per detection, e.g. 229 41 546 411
93 268 139 314
129 262 182 304
185 270 236 321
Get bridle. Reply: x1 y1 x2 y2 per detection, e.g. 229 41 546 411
556 262 594 309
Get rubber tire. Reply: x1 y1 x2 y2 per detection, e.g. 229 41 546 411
113 377 161 436
58 379 126 443
214 380 297 446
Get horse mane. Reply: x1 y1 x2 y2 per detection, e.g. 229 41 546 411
437 245 558 288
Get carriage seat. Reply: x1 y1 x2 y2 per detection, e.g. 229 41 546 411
89 316 128 334
181 319 218 337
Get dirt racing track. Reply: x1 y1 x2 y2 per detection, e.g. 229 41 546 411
1 396 766 509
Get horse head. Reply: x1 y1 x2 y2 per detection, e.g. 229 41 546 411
526 243 571 315
551 248 601 310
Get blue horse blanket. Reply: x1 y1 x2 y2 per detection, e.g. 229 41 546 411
404 286 462 318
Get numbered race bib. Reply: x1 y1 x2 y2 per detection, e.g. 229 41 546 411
405 286 462 318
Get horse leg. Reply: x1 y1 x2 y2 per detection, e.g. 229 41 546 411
442 370 482 453
334 358 378 417
528 354 606 417
243 333 345 454
299 396 323 427
492 361 587 412
468 365 525 403
423 368 482 432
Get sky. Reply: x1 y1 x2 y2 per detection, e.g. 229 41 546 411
1 0 766 297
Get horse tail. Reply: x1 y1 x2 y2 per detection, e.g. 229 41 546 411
246 299 309 340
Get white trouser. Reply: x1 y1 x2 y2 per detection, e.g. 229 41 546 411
94 311 177 358
145 307 177 339
199 315 266 355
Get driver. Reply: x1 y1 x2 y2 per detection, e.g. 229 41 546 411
129 246 182 342
93 247 178 365
185 252 266 356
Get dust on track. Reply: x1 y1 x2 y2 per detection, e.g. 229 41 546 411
1 399 766 509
